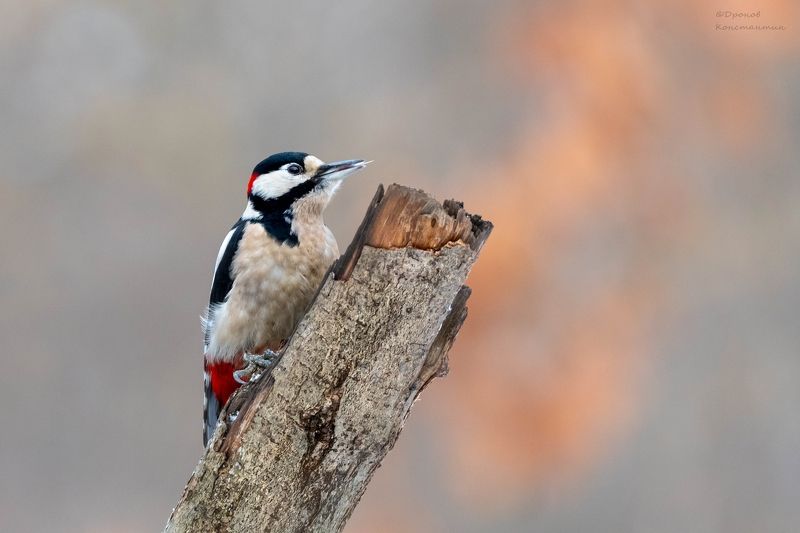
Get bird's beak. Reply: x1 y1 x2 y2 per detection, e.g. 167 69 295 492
316 159 370 181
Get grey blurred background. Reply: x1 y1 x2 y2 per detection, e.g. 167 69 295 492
1 1 799 532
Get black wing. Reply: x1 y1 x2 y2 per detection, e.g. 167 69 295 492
205 219 248 346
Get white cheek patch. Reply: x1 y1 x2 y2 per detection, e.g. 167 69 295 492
250 170 307 199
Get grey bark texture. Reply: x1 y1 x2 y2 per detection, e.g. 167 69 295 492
165 184 492 533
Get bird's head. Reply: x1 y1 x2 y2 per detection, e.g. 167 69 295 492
245 151 368 218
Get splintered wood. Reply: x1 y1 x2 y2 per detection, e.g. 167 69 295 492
165 184 492 533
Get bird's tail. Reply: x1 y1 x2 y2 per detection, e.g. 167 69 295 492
203 360 220 447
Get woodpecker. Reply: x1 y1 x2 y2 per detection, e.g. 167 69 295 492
202 151 368 445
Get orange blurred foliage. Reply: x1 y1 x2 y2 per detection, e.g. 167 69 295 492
422 0 795 506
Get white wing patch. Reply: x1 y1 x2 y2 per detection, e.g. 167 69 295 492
214 228 236 273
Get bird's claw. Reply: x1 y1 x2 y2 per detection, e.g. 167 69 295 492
233 349 279 384
244 350 278 368
232 368 251 385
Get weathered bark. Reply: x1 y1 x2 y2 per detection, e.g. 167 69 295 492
165 184 492 533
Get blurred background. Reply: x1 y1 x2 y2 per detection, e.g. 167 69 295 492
1 1 798 532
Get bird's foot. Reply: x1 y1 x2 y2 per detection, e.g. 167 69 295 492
233 349 279 384
244 350 279 368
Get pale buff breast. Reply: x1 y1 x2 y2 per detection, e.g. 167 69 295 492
206 220 338 362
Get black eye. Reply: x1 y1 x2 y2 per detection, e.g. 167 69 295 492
287 163 302 175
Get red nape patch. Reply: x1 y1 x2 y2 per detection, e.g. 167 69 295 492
246 172 259 196
209 362 243 406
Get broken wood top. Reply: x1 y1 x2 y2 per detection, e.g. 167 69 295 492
334 184 493 281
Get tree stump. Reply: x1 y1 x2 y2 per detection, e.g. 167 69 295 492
165 184 493 533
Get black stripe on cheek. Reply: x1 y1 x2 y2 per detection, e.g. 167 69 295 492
248 176 319 214
247 177 320 246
